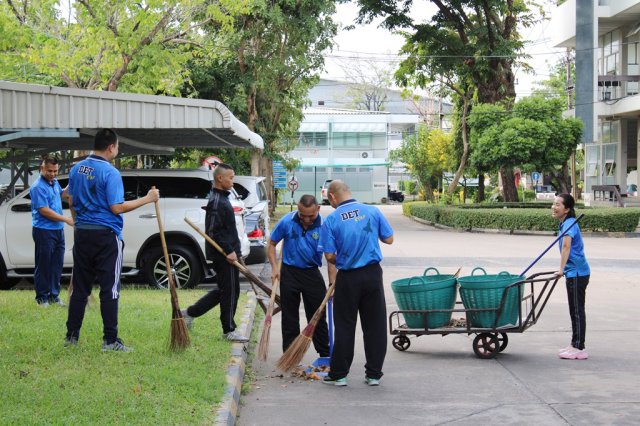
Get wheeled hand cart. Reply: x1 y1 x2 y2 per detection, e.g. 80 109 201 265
389 271 561 359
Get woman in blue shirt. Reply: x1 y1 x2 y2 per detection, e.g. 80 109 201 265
552 193 590 360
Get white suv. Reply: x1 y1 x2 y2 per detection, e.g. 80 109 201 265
233 175 270 264
0 169 250 290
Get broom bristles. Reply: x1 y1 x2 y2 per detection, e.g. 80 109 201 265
168 295 190 350
275 334 313 371
256 320 271 362
275 322 317 371
170 316 190 350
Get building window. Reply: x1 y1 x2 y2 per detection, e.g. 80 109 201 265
318 101 325 106
298 132 327 148
332 132 383 148
333 167 343 172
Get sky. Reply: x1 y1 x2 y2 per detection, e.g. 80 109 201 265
322 2 568 100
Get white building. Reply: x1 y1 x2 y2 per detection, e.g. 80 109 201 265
282 79 451 204
282 107 419 204
550 0 639 203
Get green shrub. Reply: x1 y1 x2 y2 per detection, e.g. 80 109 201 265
404 203 640 232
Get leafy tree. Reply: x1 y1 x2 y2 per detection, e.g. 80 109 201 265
468 96 583 194
354 0 542 201
0 0 248 94
391 126 454 201
188 0 338 207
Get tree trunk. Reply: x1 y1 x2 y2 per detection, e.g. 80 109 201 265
447 97 470 195
500 166 519 202
251 149 261 176
477 173 485 202
258 155 276 215
421 180 434 202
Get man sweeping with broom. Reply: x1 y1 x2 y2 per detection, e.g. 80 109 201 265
319 180 393 387
65 129 159 351
267 194 336 359
181 164 249 342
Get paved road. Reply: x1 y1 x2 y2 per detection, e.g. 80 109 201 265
238 204 640 426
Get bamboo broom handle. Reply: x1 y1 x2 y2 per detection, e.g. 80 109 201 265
153 188 179 305
267 247 283 314
184 217 249 272
310 280 336 323
184 217 281 306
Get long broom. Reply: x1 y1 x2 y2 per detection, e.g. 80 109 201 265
153 190 190 350
276 281 336 372
183 217 281 313
257 247 282 362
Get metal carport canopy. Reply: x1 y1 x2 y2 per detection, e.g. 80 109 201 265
0 81 263 155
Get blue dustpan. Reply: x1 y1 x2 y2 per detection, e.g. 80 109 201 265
305 297 333 377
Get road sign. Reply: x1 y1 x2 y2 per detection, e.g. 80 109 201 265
287 176 299 192
532 171 540 182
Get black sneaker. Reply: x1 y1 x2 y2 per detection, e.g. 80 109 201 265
102 338 134 352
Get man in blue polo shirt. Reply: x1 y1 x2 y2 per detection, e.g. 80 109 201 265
65 128 159 352
268 194 336 357
30 155 74 306
319 180 394 387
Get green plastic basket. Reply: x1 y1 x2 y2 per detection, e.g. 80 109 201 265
458 267 523 328
391 267 458 328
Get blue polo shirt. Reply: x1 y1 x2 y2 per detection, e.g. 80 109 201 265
270 211 324 268
558 217 590 278
68 155 125 238
319 199 393 270
30 176 64 230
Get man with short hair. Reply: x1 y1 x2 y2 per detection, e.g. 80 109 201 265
181 164 248 342
30 155 74 306
66 128 159 351
268 194 335 357
319 180 394 387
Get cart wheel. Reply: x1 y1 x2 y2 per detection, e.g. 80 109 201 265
472 333 499 359
392 335 411 351
496 332 509 352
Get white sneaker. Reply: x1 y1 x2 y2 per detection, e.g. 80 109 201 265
224 331 249 342
180 309 193 329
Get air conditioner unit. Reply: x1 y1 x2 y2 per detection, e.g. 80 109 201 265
360 151 372 159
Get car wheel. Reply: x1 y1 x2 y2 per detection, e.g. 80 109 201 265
142 245 202 290
0 276 19 290
0 261 19 290
245 245 267 265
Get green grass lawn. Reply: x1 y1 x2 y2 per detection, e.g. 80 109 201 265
0 288 248 425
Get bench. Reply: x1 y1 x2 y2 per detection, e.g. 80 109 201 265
592 185 623 207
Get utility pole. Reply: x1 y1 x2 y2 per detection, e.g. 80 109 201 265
566 48 578 199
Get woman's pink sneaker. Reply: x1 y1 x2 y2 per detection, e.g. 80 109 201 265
559 347 588 360
558 345 574 354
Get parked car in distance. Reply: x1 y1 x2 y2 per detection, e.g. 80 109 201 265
0 169 250 290
320 179 333 205
232 175 270 264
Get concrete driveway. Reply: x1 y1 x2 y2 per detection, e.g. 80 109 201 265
238 204 640 426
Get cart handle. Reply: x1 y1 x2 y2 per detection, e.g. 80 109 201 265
423 267 440 276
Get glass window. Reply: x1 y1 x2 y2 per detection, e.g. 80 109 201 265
137 176 211 199
333 167 343 172
360 167 372 172
358 133 372 147
628 42 638 65
346 167 357 173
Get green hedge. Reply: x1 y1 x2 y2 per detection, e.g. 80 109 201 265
403 202 640 232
